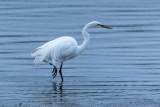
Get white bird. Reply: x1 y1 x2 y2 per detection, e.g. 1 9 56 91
31 21 112 82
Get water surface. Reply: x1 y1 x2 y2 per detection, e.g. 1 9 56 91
0 0 160 106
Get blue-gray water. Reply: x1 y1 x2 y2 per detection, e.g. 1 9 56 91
1 0 160 107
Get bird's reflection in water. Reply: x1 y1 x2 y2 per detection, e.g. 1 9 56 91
33 81 64 105
52 82 63 94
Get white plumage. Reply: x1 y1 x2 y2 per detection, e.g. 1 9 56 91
31 36 78 65
31 21 112 82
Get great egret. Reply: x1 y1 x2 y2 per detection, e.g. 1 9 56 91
31 21 112 82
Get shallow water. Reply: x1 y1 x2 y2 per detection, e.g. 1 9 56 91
0 0 160 106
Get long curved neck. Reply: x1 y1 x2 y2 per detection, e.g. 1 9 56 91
77 24 90 54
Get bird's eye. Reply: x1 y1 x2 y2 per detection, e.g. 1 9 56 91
97 24 102 27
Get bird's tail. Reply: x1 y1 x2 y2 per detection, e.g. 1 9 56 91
33 56 42 65
31 46 51 65
31 47 42 57
31 47 43 65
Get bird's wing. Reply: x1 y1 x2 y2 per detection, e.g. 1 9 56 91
31 39 58 65
53 41 77 62
31 36 77 65
31 40 55 57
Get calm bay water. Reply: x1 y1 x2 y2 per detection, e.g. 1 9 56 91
0 0 160 106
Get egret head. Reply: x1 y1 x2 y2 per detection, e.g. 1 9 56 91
87 21 112 29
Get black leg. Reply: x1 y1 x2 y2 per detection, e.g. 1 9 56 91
59 63 63 82
44 60 58 78
44 60 53 66
52 66 57 78
49 63 53 66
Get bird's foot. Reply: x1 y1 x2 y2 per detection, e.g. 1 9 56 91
44 60 57 78
52 66 57 78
